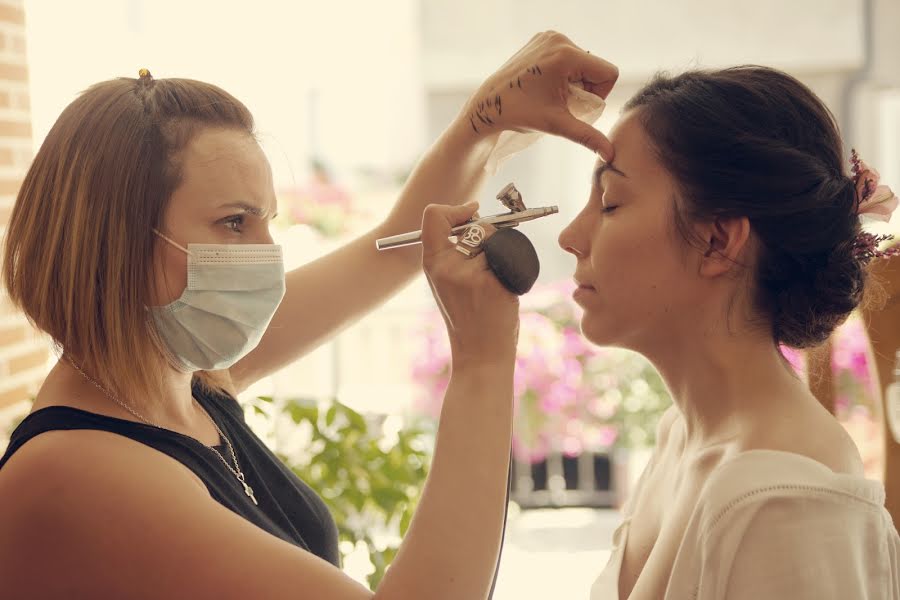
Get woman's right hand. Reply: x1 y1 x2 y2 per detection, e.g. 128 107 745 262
460 31 619 159
421 202 520 367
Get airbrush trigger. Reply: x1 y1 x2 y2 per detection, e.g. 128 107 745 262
497 182 526 213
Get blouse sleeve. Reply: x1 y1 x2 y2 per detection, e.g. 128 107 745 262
718 493 898 600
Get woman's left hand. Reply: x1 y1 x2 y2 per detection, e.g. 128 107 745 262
460 31 619 160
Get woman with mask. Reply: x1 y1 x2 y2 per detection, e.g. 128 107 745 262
0 33 618 599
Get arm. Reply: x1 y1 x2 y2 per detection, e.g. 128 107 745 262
229 121 497 392
0 430 373 599
229 32 619 392
0 207 516 600
377 359 515 599
371 201 520 599
0 370 514 600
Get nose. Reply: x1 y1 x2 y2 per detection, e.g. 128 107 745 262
558 216 586 258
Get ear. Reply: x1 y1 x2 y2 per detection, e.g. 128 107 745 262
697 216 751 278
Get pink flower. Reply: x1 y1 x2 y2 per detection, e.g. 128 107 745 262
858 182 899 222
562 435 583 457
538 388 567 414
562 328 591 357
595 425 618 448
831 317 872 388
852 153 899 222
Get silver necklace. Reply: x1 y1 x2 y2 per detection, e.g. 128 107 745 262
66 358 258 506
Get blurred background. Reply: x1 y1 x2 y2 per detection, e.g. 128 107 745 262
1 0 899 596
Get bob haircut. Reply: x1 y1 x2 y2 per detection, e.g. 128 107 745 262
2 73 255 403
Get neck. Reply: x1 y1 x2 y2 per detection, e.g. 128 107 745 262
58 357 199 429
640 323 809 451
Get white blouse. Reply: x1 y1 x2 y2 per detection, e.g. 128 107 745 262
590 450 900 599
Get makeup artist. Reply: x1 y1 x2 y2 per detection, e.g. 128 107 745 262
0 32 618 599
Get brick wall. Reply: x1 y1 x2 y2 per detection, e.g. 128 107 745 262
0 0 46 411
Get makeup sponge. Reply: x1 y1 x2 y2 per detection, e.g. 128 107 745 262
483 228 540 295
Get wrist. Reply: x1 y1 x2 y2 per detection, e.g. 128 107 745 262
445 112 501 153
451 352 516 377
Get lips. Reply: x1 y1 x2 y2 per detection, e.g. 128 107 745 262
574 278 595 291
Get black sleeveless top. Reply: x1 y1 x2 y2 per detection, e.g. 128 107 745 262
0 380 341 566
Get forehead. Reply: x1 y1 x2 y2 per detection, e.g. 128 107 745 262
172 128 275 211
594 109 668 184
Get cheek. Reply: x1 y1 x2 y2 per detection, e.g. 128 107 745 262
580 220 687 337
588 220 672 288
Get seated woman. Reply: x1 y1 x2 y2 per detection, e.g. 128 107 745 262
558 66 900 599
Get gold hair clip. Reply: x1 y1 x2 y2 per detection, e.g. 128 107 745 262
138 68 152 80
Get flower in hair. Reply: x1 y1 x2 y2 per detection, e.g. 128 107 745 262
849 149 900 264
851 148 899 222
851 232 900 264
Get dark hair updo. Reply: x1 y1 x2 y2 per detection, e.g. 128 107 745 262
625 66 865 349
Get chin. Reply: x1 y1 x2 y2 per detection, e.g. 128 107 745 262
579 313 622 348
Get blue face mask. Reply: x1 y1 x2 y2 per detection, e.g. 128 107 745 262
149 230 286 372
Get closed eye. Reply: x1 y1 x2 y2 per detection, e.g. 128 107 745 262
601 193 618 214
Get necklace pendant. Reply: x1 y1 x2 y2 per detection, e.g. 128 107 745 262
242 480 258 506
235 470 258 505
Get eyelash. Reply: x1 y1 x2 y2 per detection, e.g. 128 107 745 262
223 215 245 233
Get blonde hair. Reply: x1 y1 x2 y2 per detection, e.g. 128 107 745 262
2 74 255 403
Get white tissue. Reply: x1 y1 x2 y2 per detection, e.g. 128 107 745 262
483 82 607 175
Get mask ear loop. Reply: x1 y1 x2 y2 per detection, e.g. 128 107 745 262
148 229 194 371
152 228 192 256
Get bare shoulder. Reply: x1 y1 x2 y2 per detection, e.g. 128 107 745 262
0 429 371 599
806 418 864 476
744 396 865 477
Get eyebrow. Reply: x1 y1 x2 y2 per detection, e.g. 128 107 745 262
593 163 628 187
219 202 278 220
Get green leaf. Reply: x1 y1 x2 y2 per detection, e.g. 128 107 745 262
325 404 338 428
265 395 431 590
343 404 367 431
286 401 318 425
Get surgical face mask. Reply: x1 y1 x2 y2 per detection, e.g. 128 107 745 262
149 230 286 372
